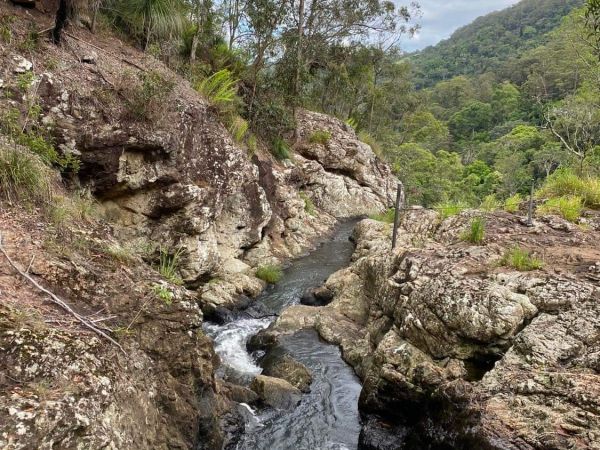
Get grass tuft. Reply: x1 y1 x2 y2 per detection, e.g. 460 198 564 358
256 264 283 284
158 247 184 285
461 217 485 244
537 195 583 223
0 145 51 204
152 283 174 305
435 201 468 219
299 191 315 215
479 194 500 212
369 208 396 223
308 130 331 145
504 193 522 213
271 138 291 160
500 246 543 271
537 169 600 209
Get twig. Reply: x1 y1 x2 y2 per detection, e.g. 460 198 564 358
0 233 125 354
25 255 35 274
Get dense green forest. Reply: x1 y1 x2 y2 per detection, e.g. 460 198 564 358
12 0 600 215
407 0 585 88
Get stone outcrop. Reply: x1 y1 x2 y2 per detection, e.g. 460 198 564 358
261 208 600 449
0 2 398 449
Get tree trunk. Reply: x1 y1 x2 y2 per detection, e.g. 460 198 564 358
294 0 305 100
52 0 70 44
190 31 199 62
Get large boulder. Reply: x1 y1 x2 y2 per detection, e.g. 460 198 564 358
261 353 313 393
250 375 302 410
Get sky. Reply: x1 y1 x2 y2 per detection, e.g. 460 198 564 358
400 0 521 52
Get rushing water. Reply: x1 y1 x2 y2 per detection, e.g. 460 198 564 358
204 220 362 450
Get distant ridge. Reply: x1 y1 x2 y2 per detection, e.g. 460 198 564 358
407 0 584 88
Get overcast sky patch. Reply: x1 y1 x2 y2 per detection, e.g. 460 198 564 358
399 0 521 52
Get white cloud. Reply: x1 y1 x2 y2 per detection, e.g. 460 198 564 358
399 0 521 52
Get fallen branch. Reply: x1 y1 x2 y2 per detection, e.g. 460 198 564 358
65 32 146 71
0 233 125 354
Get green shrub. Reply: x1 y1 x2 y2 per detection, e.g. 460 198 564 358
228 115 248 143
461 217 485 244
500 246 543 271
537 169 600 209
435 201 468 219
308 130 331 145
0 145 51 203
0 24 12 44
504 193 522 213
250 98 296 143
18 25 39 52
122 70 175 121
256 264 283 284
271 138 291 160
537 195 583 222
158 247 184 285
479 194 500 212
299 191 315 215
369 208 396 223
196 69 238 111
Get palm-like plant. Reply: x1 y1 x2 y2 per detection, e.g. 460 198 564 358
116 0 188 49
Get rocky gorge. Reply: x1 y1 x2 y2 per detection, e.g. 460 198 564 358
1 2 600 450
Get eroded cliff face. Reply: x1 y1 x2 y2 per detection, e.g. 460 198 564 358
0 3 396 449
263 209 600 449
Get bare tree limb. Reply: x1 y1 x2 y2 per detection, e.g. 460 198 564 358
0 233 125 354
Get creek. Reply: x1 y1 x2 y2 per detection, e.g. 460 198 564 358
204 220 362 450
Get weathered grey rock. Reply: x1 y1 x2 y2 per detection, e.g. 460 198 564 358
261 354 313 393
250 375 302 410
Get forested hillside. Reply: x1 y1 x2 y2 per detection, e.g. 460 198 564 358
408 0 584 88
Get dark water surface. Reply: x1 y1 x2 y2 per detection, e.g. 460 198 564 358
204 220 362 450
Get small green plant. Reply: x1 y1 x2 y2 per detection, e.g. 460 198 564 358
271 137 291 160
479 194 500 212
308 130 331 145
112 326 136 338
299 191 315 215
18 26 40 52
158 247 184 285
461 217 486 244
369 208 396 223
0 24 12 43
152 283 174 305
435 201 468 219
256 264 283 284
228 115 248 143
17 71 34 91
504 193 522 213
0 145 51 204
45 57 59 71
537 195 584 222
195 69 238 110
500 246 543 271
345 117 358 130
357 131 382 156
